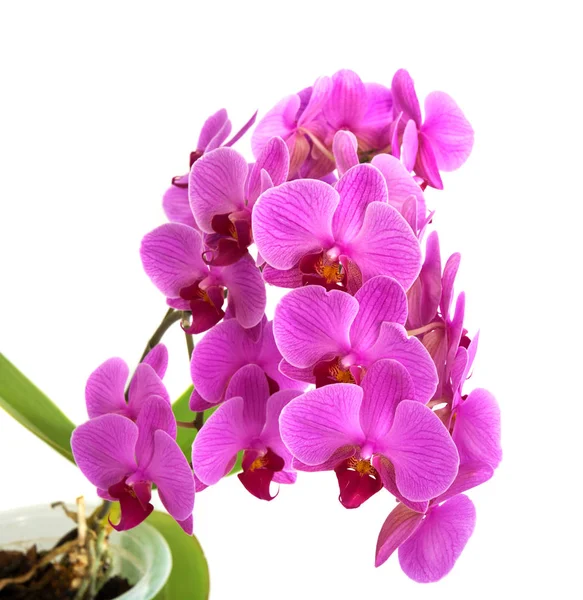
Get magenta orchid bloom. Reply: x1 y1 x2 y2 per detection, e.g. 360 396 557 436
140 223 266 334
254 163 422 293
376 494 475 583
332 131 428 233
273 276 437 402
190 316 306 409
391 69 474 190
252 77 333 179
85 345 169 420
280 359 458 509
192 364 300 500
71 398 195 533
321 69 393 155
375 383 501 582
188 137 289 266
163 108 257 229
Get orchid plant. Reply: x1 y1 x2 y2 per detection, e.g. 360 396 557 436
0 68 501 596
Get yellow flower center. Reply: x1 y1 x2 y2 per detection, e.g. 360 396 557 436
346 456 377 477
249 455 268 471
329 363 355 384
315 259 343 284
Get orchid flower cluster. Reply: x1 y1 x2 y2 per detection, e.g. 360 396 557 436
71 68 501 584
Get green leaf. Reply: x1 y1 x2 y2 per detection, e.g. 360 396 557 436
172 386 242 475
149 510 210 600
0 353 75 463
172 385 200 461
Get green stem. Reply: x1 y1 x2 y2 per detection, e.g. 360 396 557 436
177 417 203 430
138 308 183 363
184 328 194 360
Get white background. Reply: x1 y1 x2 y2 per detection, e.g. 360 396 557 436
1 1 581 598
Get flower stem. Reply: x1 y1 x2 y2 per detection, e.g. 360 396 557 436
138 308 183 363
177 413 204 431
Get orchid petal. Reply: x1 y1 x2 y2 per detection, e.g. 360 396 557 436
135 395 177 467
297 76 331 125
292 446 356 472
189 389 214 412
204 117 232 152
400 195 418 233
350 276 408 352
463 330 480 382
441 252 461 319
356 83 393 150
142 344 168 379
415 134 443 189
373 456 429 513
382 400 459 502
143 430 194 522
280 384 364 466
348 201 421 290
191 318 257 404
128 363 170 418
261 389 303 470
252 320 305 394
225 110 257 148
422 91 474 171
402 120 419 172
391 69 422 126
366 323 438 403
140 223 207 298
323 69 367 129
192 396 256 485
436 462 494 504
162 185 197 229
360 359 415 442
399 494 476 582
71 414 138 490
224 364 270 427
189 147 248 232
263 264 303 288
85 358 128 419
252 179 337 270
251 95 301 158
453 389 502 468
332 130 359 176
217 255 266 329
274 286 358 368
247 136 289 203
278 360 316 385
197 108 230 151
332 164 388 244
407 231 442 330
371 153 427 228
177 515 194 535
375 503 424 567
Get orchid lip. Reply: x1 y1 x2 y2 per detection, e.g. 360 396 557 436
334 456 382 509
